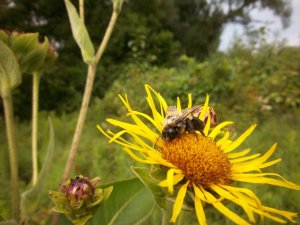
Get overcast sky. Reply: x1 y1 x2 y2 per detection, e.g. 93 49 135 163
219 0 300 51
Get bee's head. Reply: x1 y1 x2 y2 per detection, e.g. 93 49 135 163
162 127 179 141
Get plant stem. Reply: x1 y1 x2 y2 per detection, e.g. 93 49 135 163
62 7 120 182
3 91 19 220
79 0 84 22
161 208 172 225
32 71 40 185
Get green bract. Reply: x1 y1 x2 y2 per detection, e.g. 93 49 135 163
49 175 113 225
0 40 21 97
0 30 57 74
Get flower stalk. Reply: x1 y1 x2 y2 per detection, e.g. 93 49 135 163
79 0 84 23
2 90 19 220
31 71 40 185
63 1 121 182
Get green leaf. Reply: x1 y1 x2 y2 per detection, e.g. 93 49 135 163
131 166 167 209
64 0 95 64
0 40 21 97
10 33 39 62
91 178 154 225
20 117 55 222
19 37 49 73
0 30 9 44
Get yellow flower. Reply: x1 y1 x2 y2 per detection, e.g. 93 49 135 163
97 84 300 225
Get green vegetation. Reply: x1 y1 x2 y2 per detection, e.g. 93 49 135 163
0 0 299 224
1 40 300 223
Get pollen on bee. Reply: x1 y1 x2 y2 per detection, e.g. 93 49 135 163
161 133 231 188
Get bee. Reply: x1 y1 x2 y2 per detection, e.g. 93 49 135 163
161 105 218 142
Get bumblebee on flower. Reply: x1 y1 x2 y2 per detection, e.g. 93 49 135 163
98 84 300 225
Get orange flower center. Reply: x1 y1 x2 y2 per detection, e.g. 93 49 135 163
161 133 231 188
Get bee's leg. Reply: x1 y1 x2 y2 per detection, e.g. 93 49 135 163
153 136 160 149
186 118 198 140
191 117 206 137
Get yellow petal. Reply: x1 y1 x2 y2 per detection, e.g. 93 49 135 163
259 158 282 169
250 207 289 224
176 96 182 112
224 124 256 153
194 194 207 225
159 173 184 188
227 148 251 159
167 168 176 193
220 185 262 209
203 113 210 136
232 176 300 190
170 181 189 222
145 84 165 123
208 121 234 139
123 148 155 164
216 131 230 147
199 95 209 120
262 206 298 223
193 184 206 201
230 153 261 163
157 93 168 118
118 95 159 139
201 187 251 225
129 110 162 132
188 93 192 108
193 184 223 204
211 184 255 223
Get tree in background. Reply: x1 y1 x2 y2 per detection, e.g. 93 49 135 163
0 0 292 117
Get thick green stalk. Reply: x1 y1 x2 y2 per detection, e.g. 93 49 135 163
62 6 120 182
3 91 19 220
32 71 40 185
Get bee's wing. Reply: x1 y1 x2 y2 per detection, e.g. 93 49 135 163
181 105 203 119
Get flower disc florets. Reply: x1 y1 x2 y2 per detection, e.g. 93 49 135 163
162 133 231 188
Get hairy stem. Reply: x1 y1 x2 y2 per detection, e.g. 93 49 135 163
62 7 120 182
79 0 84 23
32 72 40 185
3 91 19 220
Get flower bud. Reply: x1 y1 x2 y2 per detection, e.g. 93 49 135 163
49 175 112 225
62 175 96 209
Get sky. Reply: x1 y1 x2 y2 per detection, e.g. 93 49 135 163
219 0 300 51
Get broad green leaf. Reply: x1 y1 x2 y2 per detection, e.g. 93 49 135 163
131 166 167 209
64 0 95 64
0 40 21 97
91 178 154 225
19 38 49 73
10 33 39 62
20 117 55 222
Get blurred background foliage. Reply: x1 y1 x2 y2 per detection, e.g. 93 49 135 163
0 0 300 223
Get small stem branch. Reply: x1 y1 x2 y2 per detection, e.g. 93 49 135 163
62 8 120 182
79 0 84 23
3 91 19 220
32 72 40 185
94 9 119 63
